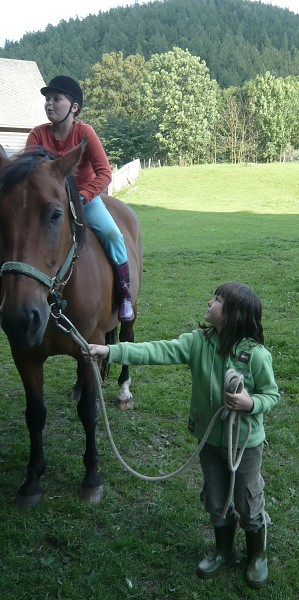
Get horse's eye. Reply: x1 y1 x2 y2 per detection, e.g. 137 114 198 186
51 209 63 224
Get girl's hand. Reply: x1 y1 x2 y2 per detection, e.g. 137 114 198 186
81 344 110 361
225 388 254 412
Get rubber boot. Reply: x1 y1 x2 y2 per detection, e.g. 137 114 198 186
245 527 268 588
197 523 237 579
115 262 134 322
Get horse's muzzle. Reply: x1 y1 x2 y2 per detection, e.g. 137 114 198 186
0 301 50 347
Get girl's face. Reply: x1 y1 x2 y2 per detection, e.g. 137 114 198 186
44 92 78 124
205 294 225 331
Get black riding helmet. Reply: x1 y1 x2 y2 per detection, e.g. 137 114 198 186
41 75 83 111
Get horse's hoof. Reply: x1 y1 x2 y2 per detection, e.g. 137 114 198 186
118 380 133 403
80 484 104 504
117 398 134 411
15 492 42 511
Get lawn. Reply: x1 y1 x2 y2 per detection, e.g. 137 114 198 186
0 162 298 600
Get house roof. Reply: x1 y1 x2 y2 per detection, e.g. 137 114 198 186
0 58 46 128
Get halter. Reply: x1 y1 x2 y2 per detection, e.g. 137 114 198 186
0 179 81 310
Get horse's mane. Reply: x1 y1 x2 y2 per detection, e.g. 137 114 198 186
0 146 86 248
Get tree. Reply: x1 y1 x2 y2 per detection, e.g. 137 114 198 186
245 72 289 162
142 47 219 165
283 76 299 153
80 52 157 166
215 87 257 163
82 51 148 126
99 114 158 167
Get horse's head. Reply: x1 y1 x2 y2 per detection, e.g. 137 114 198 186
0 141 86 347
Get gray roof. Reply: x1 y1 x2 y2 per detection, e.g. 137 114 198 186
0 58 46 128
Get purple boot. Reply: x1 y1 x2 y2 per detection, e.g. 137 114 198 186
116 262 134 322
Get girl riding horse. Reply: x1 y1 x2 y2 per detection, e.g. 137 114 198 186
26 75 134 322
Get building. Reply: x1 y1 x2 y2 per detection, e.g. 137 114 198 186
0 58 46 156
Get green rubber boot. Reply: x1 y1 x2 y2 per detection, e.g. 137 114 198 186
197 524 237 579
245 527 268 588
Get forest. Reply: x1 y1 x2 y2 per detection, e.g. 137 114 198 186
1 0 299 88
1 0 299 166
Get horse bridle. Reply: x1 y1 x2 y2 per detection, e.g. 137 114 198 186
0 180 81 310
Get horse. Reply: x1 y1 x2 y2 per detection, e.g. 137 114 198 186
0 141 143 509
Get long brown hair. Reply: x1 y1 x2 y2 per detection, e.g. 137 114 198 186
203 282 264 356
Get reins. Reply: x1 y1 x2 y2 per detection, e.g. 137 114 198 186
53 311 252 518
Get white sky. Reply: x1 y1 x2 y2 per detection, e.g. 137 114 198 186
0 1 298 48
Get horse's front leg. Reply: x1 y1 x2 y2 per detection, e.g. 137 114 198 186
12 354 46 510
77 360 104 503
71 361 82 402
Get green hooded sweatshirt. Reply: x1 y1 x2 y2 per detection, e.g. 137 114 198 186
108 328 279 448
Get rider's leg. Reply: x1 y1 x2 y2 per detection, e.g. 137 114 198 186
83 196 134 321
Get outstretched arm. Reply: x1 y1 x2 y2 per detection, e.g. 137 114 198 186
81 344 109 360
82 330 200 367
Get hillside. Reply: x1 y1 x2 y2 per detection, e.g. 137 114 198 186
0 0 299 88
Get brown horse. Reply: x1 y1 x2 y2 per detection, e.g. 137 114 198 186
0 142 143 509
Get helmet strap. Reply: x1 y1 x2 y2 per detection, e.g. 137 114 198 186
56 99 76 124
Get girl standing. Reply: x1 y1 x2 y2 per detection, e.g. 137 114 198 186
82 281 279 588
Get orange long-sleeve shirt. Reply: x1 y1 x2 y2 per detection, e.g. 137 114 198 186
26 120 112 202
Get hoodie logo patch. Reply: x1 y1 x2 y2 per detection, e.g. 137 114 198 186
238 351 250 364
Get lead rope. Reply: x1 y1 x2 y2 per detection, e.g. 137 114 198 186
53 313 255 525
221 369 267 548
221 369 251 517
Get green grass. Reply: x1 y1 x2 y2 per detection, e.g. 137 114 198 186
124 162 299 214
0 162 298 599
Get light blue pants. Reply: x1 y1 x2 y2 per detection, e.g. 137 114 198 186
83 195 127 265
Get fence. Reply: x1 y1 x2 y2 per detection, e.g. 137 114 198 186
108 158 141 195
141 158 161 169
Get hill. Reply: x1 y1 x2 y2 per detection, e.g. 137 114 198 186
1 0 299 88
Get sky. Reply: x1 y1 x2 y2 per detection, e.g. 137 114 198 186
0 0 298 48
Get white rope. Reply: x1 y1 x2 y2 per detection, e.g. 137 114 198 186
55 316 252 517
68 324 227 481
73 325 268 546
66 326 250 482
221 369 251 517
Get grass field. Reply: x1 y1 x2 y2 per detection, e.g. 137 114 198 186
0 162 298 599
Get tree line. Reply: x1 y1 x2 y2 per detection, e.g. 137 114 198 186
1 0 299 166
81 48 299 167
1 0 299 89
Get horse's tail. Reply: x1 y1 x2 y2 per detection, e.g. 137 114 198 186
101 326 118 380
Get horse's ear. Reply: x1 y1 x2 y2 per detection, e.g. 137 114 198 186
0 144 9 168
49 139 87 182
